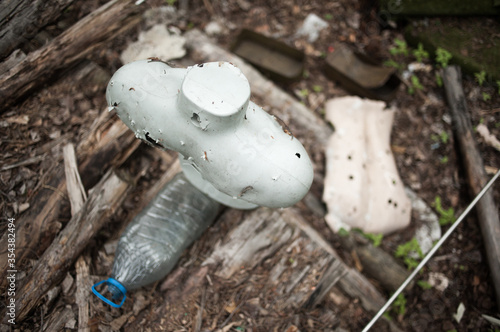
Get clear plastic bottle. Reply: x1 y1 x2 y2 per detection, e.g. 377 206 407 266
92 172 220 307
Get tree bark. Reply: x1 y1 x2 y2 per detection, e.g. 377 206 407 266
0 0 76 59
442 65 500 311
0 0 143 111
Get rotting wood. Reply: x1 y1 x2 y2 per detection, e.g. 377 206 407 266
442 65 500 311
41 305 75 332
0 0 144 111
75 255 90 332
337 232 412 293
0 0 76 59
0 109 137 289
63 143 87 215
5 168 132 323
284 207 387 313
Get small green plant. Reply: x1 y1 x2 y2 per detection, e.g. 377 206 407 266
390 38 409 56
165 0 177 6
362 232 384 247
392 293 407 317
299 88 309 97
384 59 404 71
324 13 333 20
338 227 350 237
433 196 456 226
417 280 433 290
312 85 323 93
475 70 487 86
413 43 429 63
352 228 384 247
482 92 491 101
408 75 424 95
435 72 443 87
440 131 449 144
435 47 452 68
395 238 423 270
431 131 449 144
440 155 449 164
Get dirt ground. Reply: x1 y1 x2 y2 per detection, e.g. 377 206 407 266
1 0 500 331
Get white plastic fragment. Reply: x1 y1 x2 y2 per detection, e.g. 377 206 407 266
428 272 450 292
120 24 186 64
204 21 223 36
405 187 441 256
295 13 329 43
453 302 465 323
476 123 500 151
106 60 314 209
322 96 411 234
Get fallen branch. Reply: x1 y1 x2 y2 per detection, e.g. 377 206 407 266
7 168 133 323
0 0 143 111
442 65 500 310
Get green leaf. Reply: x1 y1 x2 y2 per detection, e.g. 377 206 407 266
395 237 423 270
433 196 456 226
393 294 407 316
384 59 403 70
435 47 452 68
475 70 486 86
440 131 449 144
312 85 323 93
436 72 443 87
417 280 433 289
338 228 350 237
413 43 429 63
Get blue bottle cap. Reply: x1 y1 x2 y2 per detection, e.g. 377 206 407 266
91 278 127 308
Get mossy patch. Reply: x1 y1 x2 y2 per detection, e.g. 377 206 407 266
404 18 500 81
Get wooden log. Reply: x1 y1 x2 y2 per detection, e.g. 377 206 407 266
5 168 132 323
337 232 411 293
442 65 500 310
0 109 137 289
0 0 144 111
0 0 76 59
